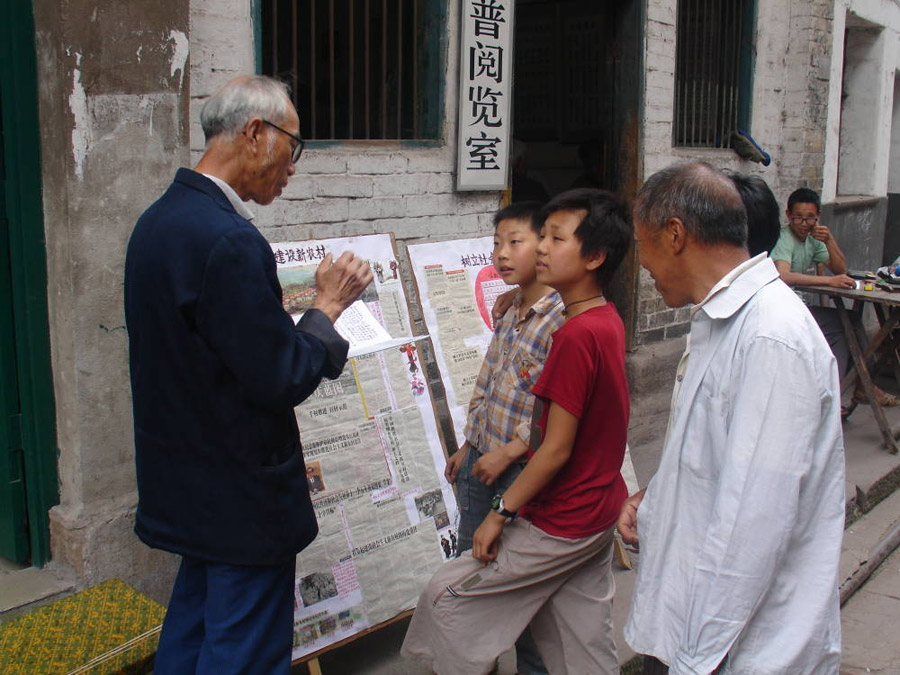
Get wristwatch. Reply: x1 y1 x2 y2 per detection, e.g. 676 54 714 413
490 493 517 519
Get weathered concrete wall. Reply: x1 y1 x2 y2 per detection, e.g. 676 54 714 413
824 0 900 202
33 0 189 601
884 193 900 266
637 0 835 344
889 75 900 195
836 21 889 196
821 197 888 270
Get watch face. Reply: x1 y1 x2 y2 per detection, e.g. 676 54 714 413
490 494 502 511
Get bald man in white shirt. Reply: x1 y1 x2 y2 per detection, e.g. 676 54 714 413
619 162 845 675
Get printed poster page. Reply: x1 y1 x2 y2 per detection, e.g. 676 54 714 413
272 235 459 659
407 237 515 446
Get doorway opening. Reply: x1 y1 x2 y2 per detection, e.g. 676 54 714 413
510 0 642 343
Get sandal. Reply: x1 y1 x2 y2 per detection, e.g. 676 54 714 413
841 401 857 420
852 390 900 407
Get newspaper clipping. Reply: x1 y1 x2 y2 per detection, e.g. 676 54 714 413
407 237 515 446
272 234 458 659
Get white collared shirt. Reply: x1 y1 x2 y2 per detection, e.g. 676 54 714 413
626 256 845 674
202 173 256 221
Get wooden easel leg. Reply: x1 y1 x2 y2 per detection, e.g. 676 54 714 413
307 657 322 675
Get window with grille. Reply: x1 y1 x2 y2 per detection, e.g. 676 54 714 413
674 0 755 148
261 0 446 141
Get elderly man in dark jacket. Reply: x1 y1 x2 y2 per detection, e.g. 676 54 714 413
124 75 371 674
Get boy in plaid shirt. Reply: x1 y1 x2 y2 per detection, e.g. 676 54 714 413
445 201 563 552
442 201 563 674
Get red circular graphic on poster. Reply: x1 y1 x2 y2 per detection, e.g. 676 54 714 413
474 265 509 331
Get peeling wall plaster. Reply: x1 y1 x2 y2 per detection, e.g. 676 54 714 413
168 29 189 88
68 52 91 180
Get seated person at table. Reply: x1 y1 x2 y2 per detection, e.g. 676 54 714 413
771 187 898 408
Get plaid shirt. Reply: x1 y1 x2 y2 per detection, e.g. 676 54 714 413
463 290 564 453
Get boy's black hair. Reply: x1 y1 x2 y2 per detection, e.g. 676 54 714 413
787 187 821 213
493 200 545 234
540 188 632 288
726 172 780 257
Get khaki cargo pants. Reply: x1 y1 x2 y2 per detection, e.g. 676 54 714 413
401 519 617 675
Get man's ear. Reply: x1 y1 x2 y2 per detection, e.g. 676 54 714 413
585 249 607 271
243 117 265 156
665 217 688 255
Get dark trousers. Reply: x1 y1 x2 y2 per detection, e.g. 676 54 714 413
154 556 295 674
808 305 868 378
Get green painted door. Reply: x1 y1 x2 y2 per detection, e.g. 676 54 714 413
0 0 60 567
0 93 29 563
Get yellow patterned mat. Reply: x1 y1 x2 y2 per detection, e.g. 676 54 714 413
0 578 165 675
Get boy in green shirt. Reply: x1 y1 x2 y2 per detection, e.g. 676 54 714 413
771 187 897 409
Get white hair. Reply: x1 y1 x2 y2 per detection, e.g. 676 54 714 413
200 75 294 143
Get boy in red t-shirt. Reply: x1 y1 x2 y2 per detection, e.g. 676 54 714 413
402 189 631 675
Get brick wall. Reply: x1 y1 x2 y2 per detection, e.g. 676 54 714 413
636 0 835 345
189 0 501 339
780 0 834 193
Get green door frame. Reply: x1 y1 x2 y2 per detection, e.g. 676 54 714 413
0 0 60 567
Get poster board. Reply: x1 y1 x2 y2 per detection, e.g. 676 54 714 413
406 236 515 447
272 235 459 660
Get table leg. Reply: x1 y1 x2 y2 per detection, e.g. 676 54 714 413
836 298 899 454
840 310 900 397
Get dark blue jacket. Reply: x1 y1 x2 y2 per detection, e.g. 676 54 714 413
125 168 348 565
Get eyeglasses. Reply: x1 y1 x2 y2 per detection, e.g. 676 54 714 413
790 215 819 225
262 120 305 163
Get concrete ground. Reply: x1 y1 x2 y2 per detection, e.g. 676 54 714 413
293 400 900 675
840 489 900 674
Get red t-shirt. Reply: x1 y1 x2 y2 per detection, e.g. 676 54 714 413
519 303 629 538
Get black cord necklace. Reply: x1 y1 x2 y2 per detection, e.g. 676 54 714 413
563 295 603 316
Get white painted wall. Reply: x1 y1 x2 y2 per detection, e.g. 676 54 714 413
838 23 887 195
823 0 900 201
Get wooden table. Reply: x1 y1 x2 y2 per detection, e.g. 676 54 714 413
808 284 900 454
